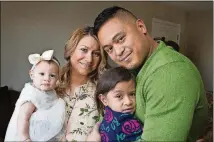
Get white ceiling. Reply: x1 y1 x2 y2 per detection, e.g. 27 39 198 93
163 1 213 11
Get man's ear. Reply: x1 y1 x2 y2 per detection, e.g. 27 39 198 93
29 70 34 80
98 94 108 106
136 19 147 34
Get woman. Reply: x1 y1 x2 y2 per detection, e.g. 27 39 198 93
57 26 107 141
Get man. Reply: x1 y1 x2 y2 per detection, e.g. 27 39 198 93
92 6 208 142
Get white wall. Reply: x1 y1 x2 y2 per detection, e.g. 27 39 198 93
1 1 212 91
186 10 213 91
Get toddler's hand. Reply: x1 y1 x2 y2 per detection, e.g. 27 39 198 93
86 122 101 141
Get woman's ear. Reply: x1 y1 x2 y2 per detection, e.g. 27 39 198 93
98 94 108 106
136 19 147 34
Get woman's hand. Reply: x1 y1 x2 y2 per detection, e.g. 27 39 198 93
86 122 101 141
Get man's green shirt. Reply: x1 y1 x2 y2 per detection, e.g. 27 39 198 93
135 41 208 142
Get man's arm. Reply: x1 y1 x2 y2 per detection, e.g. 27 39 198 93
142 62 200 141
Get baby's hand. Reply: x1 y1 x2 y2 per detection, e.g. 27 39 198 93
23 138 31 142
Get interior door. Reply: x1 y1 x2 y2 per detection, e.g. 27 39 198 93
151 18 181 45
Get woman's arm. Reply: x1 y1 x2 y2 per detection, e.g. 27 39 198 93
17 102 36 141
66 95 99 141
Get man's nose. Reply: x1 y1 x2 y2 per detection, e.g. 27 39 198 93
114 45 125 57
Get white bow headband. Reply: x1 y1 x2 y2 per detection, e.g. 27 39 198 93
28 50 60 70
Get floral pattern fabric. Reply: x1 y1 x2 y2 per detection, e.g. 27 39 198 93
99 106 143 142
63 81 99 141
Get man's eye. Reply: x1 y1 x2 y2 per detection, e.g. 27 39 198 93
105 47 113 54
39 73 44 76
117 36 125 43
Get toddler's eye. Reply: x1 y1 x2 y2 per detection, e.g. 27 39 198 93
39 73 44 76
130 92 136 96
50 74 56 78
115 94 123 99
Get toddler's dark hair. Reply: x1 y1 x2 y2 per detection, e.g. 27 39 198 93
95 67 135 116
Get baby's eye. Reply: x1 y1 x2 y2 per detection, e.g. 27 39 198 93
39 73 44 76
50 74 56 78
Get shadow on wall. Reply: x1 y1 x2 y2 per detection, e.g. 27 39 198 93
154 37 180 52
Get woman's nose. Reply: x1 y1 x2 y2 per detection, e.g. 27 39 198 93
86 53 92 63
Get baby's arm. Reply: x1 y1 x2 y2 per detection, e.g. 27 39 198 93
17 102 36 141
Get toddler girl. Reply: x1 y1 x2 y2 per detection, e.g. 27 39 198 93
95 67 143 142
5 50 65 141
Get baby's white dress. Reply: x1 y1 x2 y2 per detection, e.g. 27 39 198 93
4 83 65 141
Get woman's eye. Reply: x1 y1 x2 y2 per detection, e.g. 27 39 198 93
93 52 100 57
39 73 44 76
80 48 87 52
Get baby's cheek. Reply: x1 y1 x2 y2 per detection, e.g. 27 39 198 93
51 80 57 88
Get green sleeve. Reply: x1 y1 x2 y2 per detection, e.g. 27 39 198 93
141 62 200 141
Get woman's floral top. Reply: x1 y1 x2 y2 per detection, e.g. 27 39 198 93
63 80 99 141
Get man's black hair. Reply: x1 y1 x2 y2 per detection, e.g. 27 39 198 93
94 6 136 36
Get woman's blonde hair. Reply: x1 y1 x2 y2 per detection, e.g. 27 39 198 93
57 26 107 96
